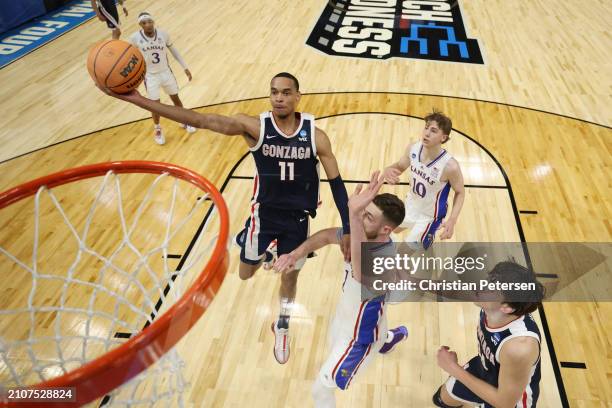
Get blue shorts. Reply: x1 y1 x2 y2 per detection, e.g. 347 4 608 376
239 203 309 267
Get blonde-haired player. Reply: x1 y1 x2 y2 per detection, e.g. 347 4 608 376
383 111 464 248
128 12 195 145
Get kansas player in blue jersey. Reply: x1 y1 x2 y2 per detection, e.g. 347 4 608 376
98 72 352 365
433 261 545 408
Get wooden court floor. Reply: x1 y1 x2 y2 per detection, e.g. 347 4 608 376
0 0 610 407
0 94 610 407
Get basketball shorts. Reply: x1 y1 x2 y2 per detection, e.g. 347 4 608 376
317 316 387 390
400 214 443 250
239 203 310 269
97 0 120 29
444 356 537 408
144 70 179 100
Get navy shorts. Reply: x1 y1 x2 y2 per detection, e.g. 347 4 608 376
98 0 120 29
445 356 489 406
239 203 309 267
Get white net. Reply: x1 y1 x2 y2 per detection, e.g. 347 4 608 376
0 168 225 406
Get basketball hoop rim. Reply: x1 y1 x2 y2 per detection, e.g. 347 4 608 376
0 161 230 407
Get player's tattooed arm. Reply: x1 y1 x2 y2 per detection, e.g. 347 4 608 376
273 228 339 274
439 158 464 240
437 336 539 408
383 143 412 184
315 127 351 261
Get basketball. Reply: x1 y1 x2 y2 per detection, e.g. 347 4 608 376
87 40 146 94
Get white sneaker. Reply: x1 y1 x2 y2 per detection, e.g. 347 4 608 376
271 322 290 364
153 126 165 145
182 124 196 133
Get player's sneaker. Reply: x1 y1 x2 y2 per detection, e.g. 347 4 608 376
262 239 278 270
153 126 165 145
271 321 290 364
378 326 408 354
181 124 196 133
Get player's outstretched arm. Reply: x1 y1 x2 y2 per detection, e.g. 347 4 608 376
383 144 412 184
99 89 259 138
315 128 351 260
436 336 539 408
273 228 339 274
439 158 465 240
348 171 385 282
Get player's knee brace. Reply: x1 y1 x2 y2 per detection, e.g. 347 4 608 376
432 386 463 408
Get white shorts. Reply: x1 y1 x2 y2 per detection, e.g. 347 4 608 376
144 70 179 100
317 316 387 390
400 214 444 250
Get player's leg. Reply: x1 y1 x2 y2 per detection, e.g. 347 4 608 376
434 356 488 407
164 74 196 133
270 213 309 363
144 74 164 145
236 204 276 280
432 385 464 408
99 0 121 39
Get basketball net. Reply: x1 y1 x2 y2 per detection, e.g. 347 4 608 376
0 162 229 406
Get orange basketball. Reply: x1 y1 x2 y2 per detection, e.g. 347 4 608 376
87 40 146 94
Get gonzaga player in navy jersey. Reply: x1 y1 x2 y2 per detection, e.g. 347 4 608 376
434 262 544 408
383 111 464 249
274 172 409 407
99 73 352 365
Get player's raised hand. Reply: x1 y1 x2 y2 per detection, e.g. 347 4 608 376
185 69 193 81
349 171 385 213
274 253 297 274
382 166 402 184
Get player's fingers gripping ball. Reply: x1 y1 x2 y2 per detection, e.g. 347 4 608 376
87 40 146 94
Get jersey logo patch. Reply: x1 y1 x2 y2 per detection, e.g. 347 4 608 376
265 134 277 139
491 333 501 346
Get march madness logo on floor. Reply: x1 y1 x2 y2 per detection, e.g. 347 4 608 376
307 0 483 64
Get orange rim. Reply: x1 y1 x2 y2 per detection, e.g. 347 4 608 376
0 161 230 407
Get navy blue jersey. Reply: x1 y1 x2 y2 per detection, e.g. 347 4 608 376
250 111 320 211
477 310 541 406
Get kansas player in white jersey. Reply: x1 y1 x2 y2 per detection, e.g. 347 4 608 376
274 172 409 407
434 261 544 408
128 12 195 145
98 73 352 365
383 111 464 249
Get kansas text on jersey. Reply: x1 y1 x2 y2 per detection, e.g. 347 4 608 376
406 142 452 221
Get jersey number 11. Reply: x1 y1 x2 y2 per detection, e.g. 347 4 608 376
279 161 295 181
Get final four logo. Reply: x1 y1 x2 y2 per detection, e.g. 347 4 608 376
307 0 484 64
